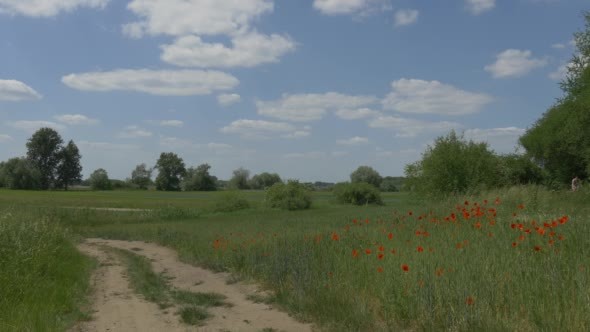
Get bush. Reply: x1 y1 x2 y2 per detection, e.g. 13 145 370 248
265 180 312 210
333 182 383 205
213 192 250 212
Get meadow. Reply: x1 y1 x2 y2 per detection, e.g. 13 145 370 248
0 186 589 331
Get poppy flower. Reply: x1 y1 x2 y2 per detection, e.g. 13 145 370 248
352 249 359 258
534 245 542 252
377 266 384 273
388 232 394 240
377 253 384 260
365 248 372 255
331 233 340 241
401 264 409 272
466 297 475 305
417 246 424 253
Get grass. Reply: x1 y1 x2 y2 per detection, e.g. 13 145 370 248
1 187 589 331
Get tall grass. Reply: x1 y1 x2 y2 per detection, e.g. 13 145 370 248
0 209 93 331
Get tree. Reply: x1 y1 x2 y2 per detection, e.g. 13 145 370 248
265 180 312 210
0 157 41 189
561 11 590 95
26 127 63 189
89 168 111 190
249 172 282 189
350 166 383 188
380 176 400 192
56 140 82 190
155 152 186 191
182 163 217 191
131 163 152 189
229 167 250 190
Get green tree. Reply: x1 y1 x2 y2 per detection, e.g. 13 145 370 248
350 166 382 188
155 152 186 191
0 157 41 189
229 167 250 190
561 11 590 95
249 172 282 189
265 180 312 210
89 168 112 190
55 140 82 190
405 130 499 195
131 163 152 189
182 163 217 191
380 176 400 192
26 127 63 189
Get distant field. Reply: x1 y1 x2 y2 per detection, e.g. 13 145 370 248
1 187 589 331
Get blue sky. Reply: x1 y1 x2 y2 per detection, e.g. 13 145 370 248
0 0 587 182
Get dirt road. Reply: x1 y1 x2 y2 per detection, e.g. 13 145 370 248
74 239 313 332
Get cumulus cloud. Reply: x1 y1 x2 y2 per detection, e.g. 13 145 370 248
485 49 548 78
0 134 13 142
337 136 369 145
54 114 99 125
7 120 65 132
257 92 377 122
220 119 309 139
394 9 418 27
217 93 241 107
465 0 495 15
0 79 42 101
464 127 525 153
382 79 493 115
0 0 108 17
335 108 380 120
119 125 153 138
283 151 327 159
313 0 390 16
122 0 274 38
62 69 238 96
161 32 296 68
368 115 460 137
549 63 572 81
159 120 184 127
78 141 138 150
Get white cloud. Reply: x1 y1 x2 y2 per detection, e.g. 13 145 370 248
313 0 390 16
485 49 548 78
394 9 418 27
551 43 566 49
549 63 571 81
119 125 153 138
0 0 108 17
159 120 184 127
220 119 307 139
283 151 327 159
78 141 138 150
122 0 274 38
0 134 13 142
206 142 233 150
62 69 238 96
159 136 192 148
335 108 380 120
0 79 42 101
257 92 377 122
465 0 495 15
337 136 369 145
283 130 311 139
54 114 99 125
161 32 296 68
368 115 460 137
7 120 65 132
217 93 241 107
382 79 493 115
464 127 525 153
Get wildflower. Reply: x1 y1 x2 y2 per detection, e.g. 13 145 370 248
518 203 525 209
378 245 385 252
474 222 482 229
388 232 394 240
435 268 444 277
401 264 409 272
352 249 359 258
536 228 546 236
534 245 542 252
377 253 384 260
512 242 518 247
377 266 384 273
365 248 372 255
417 246 424 253
464 200 469 205
466 296 475 305
558 235 565 241
408 211 413 216
331 233 340 241
559 216 569 224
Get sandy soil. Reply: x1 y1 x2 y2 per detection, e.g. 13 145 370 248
73 239 313 332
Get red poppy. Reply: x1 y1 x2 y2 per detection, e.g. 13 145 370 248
352 249 359 258
377 266 384 273
518 203 525 209
388 232 394 240
512 242 518 247
408 211 413 216
377 253 384 260
331 233 340 241
417 246 424 253
534 245 542 252
465 296 475 305
365 248 372 255
401 264 409 272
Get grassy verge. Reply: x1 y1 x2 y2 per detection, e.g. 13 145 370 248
0 209 93 331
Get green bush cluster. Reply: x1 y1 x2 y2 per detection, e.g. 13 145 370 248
333 182 383 205
265 180 312 210
212 191 250 212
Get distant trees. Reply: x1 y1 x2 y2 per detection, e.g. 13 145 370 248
131 163 152 189
0 158 41 189
89 168 111 190
350 166 382 188
249 172 282 189
56 140 82 190
182 163 217 191
380 176 401 192
229 167 250 190
26 128 64 190
155 152 186 191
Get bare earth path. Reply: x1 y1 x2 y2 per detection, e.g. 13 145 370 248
74 239 313 332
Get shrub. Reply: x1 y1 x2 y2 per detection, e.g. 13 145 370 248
265 180 312 210
333 182 383 205
213 192 250 212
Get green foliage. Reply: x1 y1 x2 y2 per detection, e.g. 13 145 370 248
0 157 41 189
249 172 282 190
333 182 383 205
497 154 545 185
229 167 250 190
56 140 83 190
89 168 112 190
155 152 186 191
405 130 499 195
380 176 403 192
265 180 312 210
350 165 382 188
131 163 152 190
26 127 64 189
561 11 590 95
183 164 217 191
212 191 250 212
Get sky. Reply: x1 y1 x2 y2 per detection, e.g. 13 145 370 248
0 0 587 182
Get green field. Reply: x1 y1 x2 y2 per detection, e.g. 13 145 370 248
1 187 589 331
